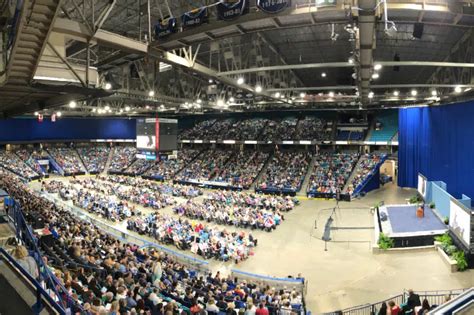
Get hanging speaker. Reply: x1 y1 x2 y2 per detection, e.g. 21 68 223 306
413 23 424 39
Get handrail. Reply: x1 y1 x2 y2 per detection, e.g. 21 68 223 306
353 155 388 197
0 247 65 315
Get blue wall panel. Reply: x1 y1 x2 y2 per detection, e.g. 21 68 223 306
398 100 474 199
0 118 136 142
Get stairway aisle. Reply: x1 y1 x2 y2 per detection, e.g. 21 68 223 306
74 148 88 174
249 152 273 191
343 155 366 194
297 154 317 196
103 147 115 174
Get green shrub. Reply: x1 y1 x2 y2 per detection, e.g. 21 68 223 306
452 250 468 271
378 233 394 250
435 232 452 248
443 216 449 225
429 202 435 209
445 245 457 256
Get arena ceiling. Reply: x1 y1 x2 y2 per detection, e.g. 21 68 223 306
1 0 474 117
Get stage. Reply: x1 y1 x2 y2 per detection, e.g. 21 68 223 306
377 204 448 247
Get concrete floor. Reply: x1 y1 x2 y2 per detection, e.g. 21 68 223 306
31 177 474 314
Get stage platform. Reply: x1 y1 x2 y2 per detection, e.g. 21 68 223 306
378 204 448 247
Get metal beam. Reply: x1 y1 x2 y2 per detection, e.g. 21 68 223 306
46 42 87 87
268 84 474 92
149 48 288 105
53 18 148 54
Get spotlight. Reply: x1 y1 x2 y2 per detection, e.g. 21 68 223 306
34 112 39 116
237 77 244 85
368 91 374 99
454 86 462 93
217 99 225 107
465 87 472 92
328 91 334 98
321 72 327 78
431 90 437 96
300 92 306 98
104 82 112 90
393 91 399 97
125 106 131 111
274 92 281 98
197 99 202 104
255 85 263 93
146 105 150 109
374 64 382 71
208 79 213 84
92 108 97 113
148 90 155 97
372 73 380 79
411 90 417 96
229 97 235 103
69 101 77 108
348 57 354 64
104 105 110 111
56 112 62 117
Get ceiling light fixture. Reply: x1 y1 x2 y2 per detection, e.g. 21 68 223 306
411 90 418 96
274 92 281 98
454 86 462 93
255 85 262 93
321 72 327 78
104 105 110 111
328 91 335 98
229 97 235 103
104 82 112 90
374 64 382 71
300 92 306 98
125 106 131 111
34 112 39 116
148 90 155 97
368 91 374 99
372 73 380 79
237 77 244 85
217 99 225 107
393 91 399 97
197 99 202 104
56 111 62 117
431 90 437 96
69 101 77 108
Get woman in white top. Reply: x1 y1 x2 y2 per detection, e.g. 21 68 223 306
13 245 39 279
206 298 220 313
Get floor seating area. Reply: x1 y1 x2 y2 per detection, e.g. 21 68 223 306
2 171 304 314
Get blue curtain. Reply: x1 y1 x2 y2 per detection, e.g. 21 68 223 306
398 100 474 199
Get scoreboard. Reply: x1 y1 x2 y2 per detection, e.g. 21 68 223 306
136 118 178 152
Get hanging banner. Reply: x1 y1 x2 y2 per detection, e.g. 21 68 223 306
37 114 43 123
51 114 56 122
154 17 178 39
216 0 249 21
181 7 209 29
257 0 291 14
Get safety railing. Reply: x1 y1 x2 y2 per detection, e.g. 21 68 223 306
0 247 65 315
230 269 307 314
6 200 83 314
42 192 210 274
352 155 388 197
323 288 469 315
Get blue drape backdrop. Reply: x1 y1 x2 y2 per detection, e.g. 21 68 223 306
398 100 474 199
0 118 136 142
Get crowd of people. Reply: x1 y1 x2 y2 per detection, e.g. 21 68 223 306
144 150 200 180
173 190 297 231
109 146 137 173
175 150 231 184
211 151 269 189
307 153 358 196
43 180 140 221
15 148 47 176
48 147 86 174
78 146 111 173
179 116 335 142
258 151 311 192
100 175 202 198
0 150 39 179
127 212 257 263
347 153 385 196
124 159 155 176
1 170 304 315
